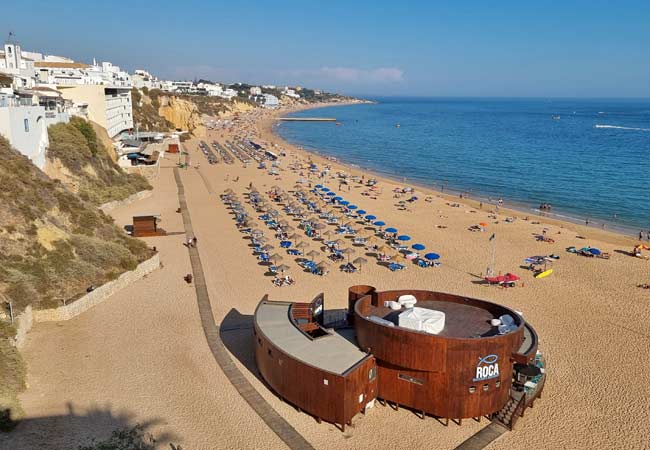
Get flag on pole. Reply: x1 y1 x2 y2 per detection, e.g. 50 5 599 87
489 233 495 241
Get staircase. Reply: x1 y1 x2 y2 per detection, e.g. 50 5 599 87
493 391 525 430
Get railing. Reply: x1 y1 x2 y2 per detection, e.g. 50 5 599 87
509 393 527 430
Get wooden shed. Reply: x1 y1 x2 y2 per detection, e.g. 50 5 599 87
132 214 165 237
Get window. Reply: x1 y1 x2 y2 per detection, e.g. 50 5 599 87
483 384 489 391
368 367 376 381
24 118 29 132
267 349 272 357
495 380 501 388
469 386 476 394
398 373 423 385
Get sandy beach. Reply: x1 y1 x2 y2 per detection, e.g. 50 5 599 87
4 103 649 450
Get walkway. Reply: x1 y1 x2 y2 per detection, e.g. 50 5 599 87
453 423 506 450
173 168 315 450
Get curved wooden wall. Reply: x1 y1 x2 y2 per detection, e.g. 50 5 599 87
254 300 376 428
353 288 525 419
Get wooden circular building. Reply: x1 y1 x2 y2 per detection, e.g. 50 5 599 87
254 286 545 431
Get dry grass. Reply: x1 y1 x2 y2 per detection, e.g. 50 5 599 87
0 135 153 312
47 117 151 205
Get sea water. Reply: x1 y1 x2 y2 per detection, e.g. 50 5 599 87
275 97 650 234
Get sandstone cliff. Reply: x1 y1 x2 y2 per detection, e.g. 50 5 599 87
157 95 206 137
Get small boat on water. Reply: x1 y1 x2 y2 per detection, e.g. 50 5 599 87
395 123 401 128
552 115 560 120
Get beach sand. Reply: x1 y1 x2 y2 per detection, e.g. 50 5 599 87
3 103 649 450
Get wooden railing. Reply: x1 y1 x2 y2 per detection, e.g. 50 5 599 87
509 393 527 430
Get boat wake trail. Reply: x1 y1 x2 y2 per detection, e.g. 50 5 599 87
594 124 650 131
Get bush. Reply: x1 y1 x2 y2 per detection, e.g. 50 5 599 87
47 119 152 205
0 321 27 431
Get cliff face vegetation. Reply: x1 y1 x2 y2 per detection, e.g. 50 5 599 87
0 136 153 426
0 135 153 314
44 117 151 205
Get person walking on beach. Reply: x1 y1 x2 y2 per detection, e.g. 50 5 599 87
640 231 644 241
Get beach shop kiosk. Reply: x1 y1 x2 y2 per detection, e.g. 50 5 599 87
254 285 545 431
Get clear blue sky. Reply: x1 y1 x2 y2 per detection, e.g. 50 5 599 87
3 0 650 97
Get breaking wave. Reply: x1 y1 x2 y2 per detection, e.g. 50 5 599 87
594 124 650 131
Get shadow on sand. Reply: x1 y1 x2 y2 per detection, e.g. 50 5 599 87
219 308 265 385
0 402 178 450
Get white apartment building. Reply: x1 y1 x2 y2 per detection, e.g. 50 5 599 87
262 94 279 108
58 84 133 137
250 86 262 95
33 57 133 137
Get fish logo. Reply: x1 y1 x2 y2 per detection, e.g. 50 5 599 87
474 354 500 381
478 354 498 365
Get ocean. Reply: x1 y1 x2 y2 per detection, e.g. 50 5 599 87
275 97 650 235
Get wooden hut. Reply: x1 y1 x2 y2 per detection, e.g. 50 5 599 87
132 214 165 237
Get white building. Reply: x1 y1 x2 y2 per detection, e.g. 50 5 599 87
33 57 133 137
282 87 300 99
57 84 132 137
131 69 160 89
0 88 67 169
198 82 223 97
262 94 279 109
222 88 238 99
250 86 262 95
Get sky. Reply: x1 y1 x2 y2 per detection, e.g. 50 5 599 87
2 0 650 97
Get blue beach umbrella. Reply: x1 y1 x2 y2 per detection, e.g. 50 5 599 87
588 248 601 255
397 235 411 241
365 215 377 221
340 200 350 206
424 253 440 261
412 243 426 251
315 184 323 188
347 205 358 210
373 221 385 227
321 187 330 192
357 210 366 215
333 196 343 201
326 192 336 196
385 227 398 233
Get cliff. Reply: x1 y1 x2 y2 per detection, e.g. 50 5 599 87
43 117 151 205
157 95 206 137
0 135 154 423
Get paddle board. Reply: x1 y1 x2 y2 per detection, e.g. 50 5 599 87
535 269 553 278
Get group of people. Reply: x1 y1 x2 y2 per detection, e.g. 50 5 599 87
539 203 553 211
638 230 650 241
